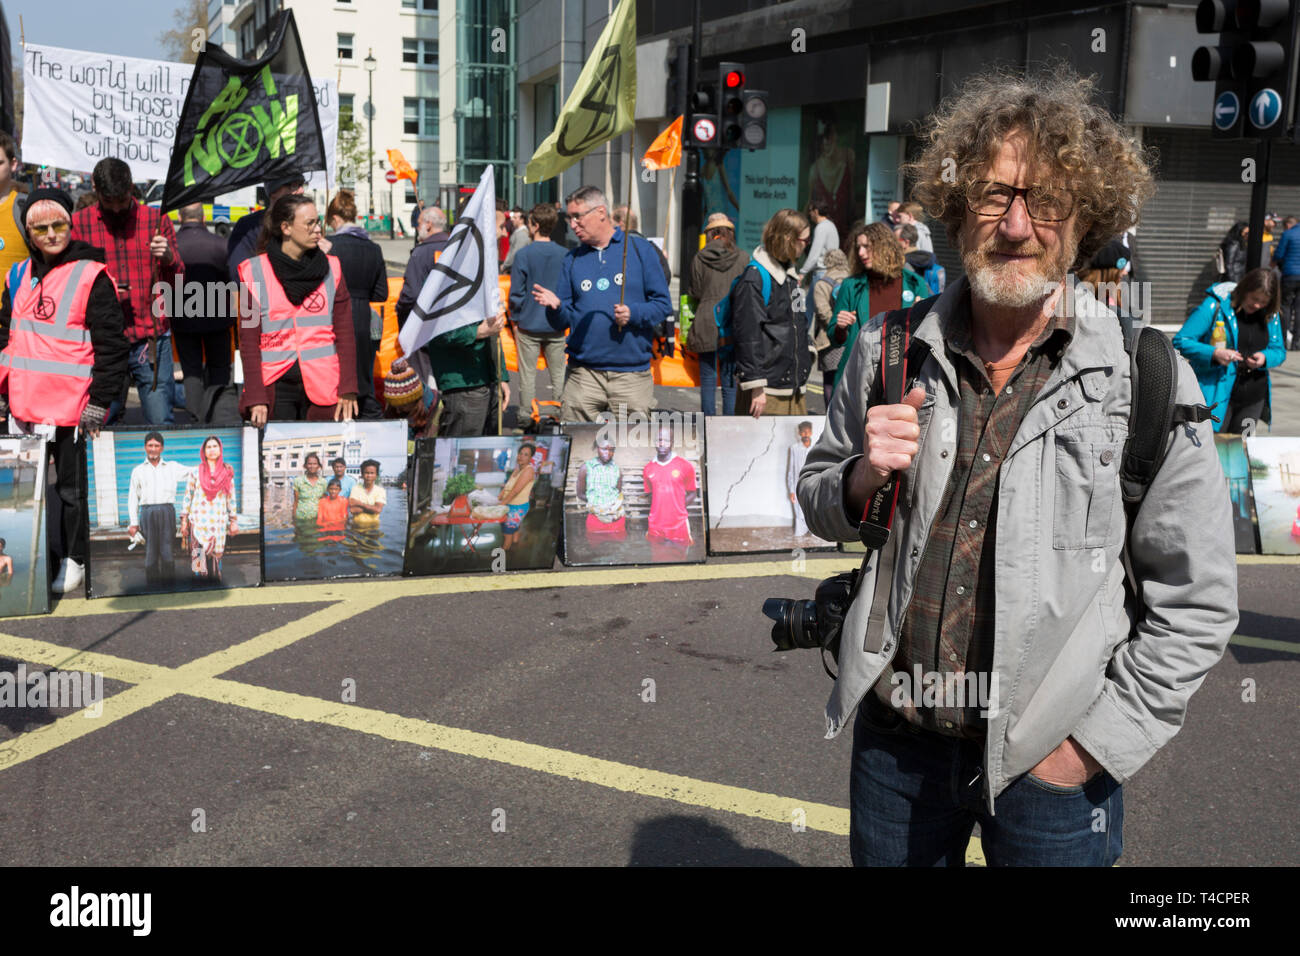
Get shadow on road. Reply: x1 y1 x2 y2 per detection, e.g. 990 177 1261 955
627 814 799 866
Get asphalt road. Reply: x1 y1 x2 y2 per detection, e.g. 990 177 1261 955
0 552 1293 866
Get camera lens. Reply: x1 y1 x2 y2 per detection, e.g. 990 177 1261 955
763 598 820 651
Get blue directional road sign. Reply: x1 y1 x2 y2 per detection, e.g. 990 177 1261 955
1249 88 1283 130
1214 91 1240 131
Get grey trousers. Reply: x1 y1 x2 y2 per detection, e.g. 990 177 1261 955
439 384 501 436
514 328 567 419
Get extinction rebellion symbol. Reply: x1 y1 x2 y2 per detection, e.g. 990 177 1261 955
33 296 56 320
412 219 485 322
555 47 621 158
304 290 326 312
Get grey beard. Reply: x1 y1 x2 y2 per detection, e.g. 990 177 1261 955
965 259 1058 309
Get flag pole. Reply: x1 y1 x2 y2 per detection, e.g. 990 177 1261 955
663 166 676 276
619 131 634 307
496 333 504 436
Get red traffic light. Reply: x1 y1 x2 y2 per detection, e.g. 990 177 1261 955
725 70 744 88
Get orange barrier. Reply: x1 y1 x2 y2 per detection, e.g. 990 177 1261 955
376 271 703 392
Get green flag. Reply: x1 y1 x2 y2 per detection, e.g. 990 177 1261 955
524 0 636 183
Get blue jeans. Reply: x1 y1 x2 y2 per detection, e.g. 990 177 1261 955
696 350 736 416
108 335 175 426
849 699 1124 867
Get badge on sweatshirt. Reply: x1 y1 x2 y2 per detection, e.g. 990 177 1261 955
903 290 915 303
580 279 592 292
596 277 609 291
614 273 623 285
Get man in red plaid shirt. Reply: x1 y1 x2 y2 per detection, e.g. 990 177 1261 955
72 158 184 425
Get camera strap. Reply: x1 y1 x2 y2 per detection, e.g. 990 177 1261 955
848 297 934 659
858 298 930 546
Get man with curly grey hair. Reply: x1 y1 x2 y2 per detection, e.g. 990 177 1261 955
797 70 1237 866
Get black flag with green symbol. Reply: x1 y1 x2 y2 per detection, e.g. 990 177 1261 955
161 9 325 211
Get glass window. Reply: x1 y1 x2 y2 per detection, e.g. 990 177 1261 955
338 33 353 60
423 99 438 136
339 93 354 122
403 0 436 8
403 38 418 64
423 40 438 65
404 98 419 135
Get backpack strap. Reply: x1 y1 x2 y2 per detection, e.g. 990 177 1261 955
1118 317 1213 525
6 260 26 297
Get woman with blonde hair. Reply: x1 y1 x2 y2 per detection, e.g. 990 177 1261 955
730 208 814 417
831 220 931 391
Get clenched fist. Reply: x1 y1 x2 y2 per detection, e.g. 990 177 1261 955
847 387 927 513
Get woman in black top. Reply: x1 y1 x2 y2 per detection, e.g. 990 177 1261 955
325 190 390 419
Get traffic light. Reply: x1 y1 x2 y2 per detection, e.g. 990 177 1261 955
1192 0 1299 138
718 62 746 146
740 89 769 149
685 76 719 148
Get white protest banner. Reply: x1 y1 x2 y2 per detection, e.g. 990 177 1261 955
22 43 337 185
398 165 501 356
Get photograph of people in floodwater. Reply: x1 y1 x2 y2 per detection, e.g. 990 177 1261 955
405 435 569 575
262 421 409 581
0 438 49 616
562 414 707 567
85 427 262 598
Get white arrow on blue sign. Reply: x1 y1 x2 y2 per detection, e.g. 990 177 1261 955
1250 88 1283 130
1214 91 1240 131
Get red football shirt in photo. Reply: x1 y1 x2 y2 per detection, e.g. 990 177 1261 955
642 455 695 543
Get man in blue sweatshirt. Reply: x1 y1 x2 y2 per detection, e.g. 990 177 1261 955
532 186 672 420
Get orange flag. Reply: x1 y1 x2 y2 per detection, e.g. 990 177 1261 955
642 116 683 171
387 148 418 182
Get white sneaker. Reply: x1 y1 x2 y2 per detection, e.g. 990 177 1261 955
52 559 84 595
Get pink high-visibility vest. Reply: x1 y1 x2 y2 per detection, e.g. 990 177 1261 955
0 257 103 427
239 253 342 406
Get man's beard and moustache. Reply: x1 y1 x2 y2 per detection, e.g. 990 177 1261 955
101 205 134 231
961 231 1078 309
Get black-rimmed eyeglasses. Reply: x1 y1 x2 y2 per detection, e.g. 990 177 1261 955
965 181 1075 223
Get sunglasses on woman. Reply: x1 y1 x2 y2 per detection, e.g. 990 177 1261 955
29 221 70 237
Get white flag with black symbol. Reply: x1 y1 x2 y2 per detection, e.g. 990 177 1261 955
398 165 502 356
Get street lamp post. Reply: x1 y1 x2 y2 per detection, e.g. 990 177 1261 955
364 48 377 224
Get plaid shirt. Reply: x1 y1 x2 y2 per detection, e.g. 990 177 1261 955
71 201 182 342
873 289 1074 738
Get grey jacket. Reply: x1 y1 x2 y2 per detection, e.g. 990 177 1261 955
797 276 1237 811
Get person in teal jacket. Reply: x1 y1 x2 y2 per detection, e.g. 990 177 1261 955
831 221 931 393
1173 267 1286 434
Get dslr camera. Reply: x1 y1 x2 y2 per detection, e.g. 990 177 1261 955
762 567 859 662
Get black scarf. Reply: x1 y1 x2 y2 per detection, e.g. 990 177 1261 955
266 238 329 306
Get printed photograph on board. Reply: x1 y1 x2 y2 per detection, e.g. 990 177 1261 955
1244 435 1300 555
262 421 409 581
0 438 50 616
405 435 569 575
86 427 262 598
705 416 834 554
562 414 706 567
1215 433 1260 554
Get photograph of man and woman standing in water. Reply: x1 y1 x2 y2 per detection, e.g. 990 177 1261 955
86 427 261 598
262 422 409 581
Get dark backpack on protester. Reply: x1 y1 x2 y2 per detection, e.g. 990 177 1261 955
814 295 1213 679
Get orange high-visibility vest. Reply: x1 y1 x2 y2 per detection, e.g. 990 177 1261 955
0 257 104 427
239 253 343 406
